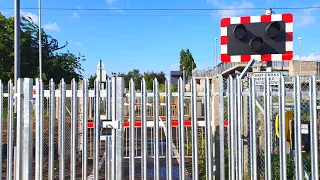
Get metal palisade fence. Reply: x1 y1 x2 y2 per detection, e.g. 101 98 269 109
0 75 319 179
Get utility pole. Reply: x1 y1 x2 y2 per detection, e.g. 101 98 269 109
39 0 42 79
99 59 102 91
182 66 186 81
299 37 302 75
14 0 21 178
14 0 20 86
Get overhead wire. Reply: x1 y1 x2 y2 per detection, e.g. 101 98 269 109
1 6 319 17
0 6 320 11
15 13 320 17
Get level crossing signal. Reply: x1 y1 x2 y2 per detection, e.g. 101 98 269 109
220 13 293 62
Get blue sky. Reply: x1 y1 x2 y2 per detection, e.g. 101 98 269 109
1 0 320 78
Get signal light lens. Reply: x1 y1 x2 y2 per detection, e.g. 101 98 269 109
249 37 264 52
266 21 281 39
233 24 247 39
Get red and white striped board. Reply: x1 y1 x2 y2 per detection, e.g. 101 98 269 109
123 120 192 127
220 13 293 62
87 120 200 128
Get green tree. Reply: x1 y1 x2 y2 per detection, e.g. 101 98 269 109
115 70 166 90
0 12 85 83
88 75 96 89
128 69 142 89
143 71 166 90
159 83 178 92
179 48 196 76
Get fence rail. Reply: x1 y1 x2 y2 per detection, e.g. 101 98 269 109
0 75 319 180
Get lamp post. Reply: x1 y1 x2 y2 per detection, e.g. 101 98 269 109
215 37 218 67
39 0 42 79
299 37 302 75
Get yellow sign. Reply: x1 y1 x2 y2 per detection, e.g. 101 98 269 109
275 111 293 142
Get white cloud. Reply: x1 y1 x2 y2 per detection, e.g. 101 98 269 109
106 0 115 5
295 4 319 27
213 1 255 18
43 22 60 31
21 11 39 24
70 40 82 46
72 12 79 18
293 52 320 61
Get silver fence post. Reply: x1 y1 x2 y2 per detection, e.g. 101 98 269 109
248 77 257 180
48 79 55 180
0 81 3 179
94 79 101 180
141 79 148 180
59 79 66 180
82 79 88 180
40 79 44 179
218 74 225 180
264 76 271 180
14 78 22 180
106 135 112 180
294 75 303 180
35 78 44 180
7 80 13 180
111 77 116 179
165 79 172 180
71 79 78 180
279 75 287 180
154 78 160 180
107 78 111 120
227 75 235 180
16 78 33 179
129 79 135 180
309 75 319 180
115 77 124 180
178 77 185 180
204 77 212 180
191 77 199 180
235 76 242 180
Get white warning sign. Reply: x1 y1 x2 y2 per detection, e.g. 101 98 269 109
247 72 280 85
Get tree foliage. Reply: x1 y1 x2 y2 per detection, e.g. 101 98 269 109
88 75 96 89
116 70 166 90
0 13 85 83
179 48 196 76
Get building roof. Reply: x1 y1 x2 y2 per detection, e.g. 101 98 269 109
170 71 182 76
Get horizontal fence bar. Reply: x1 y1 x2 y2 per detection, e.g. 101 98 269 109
4 91 219 97
5 90 320 98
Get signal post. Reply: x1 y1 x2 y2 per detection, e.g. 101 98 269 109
219 9 294 179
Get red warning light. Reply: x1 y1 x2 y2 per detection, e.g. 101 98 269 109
224 120 228 127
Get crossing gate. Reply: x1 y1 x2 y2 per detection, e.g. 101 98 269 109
0 75 319 180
